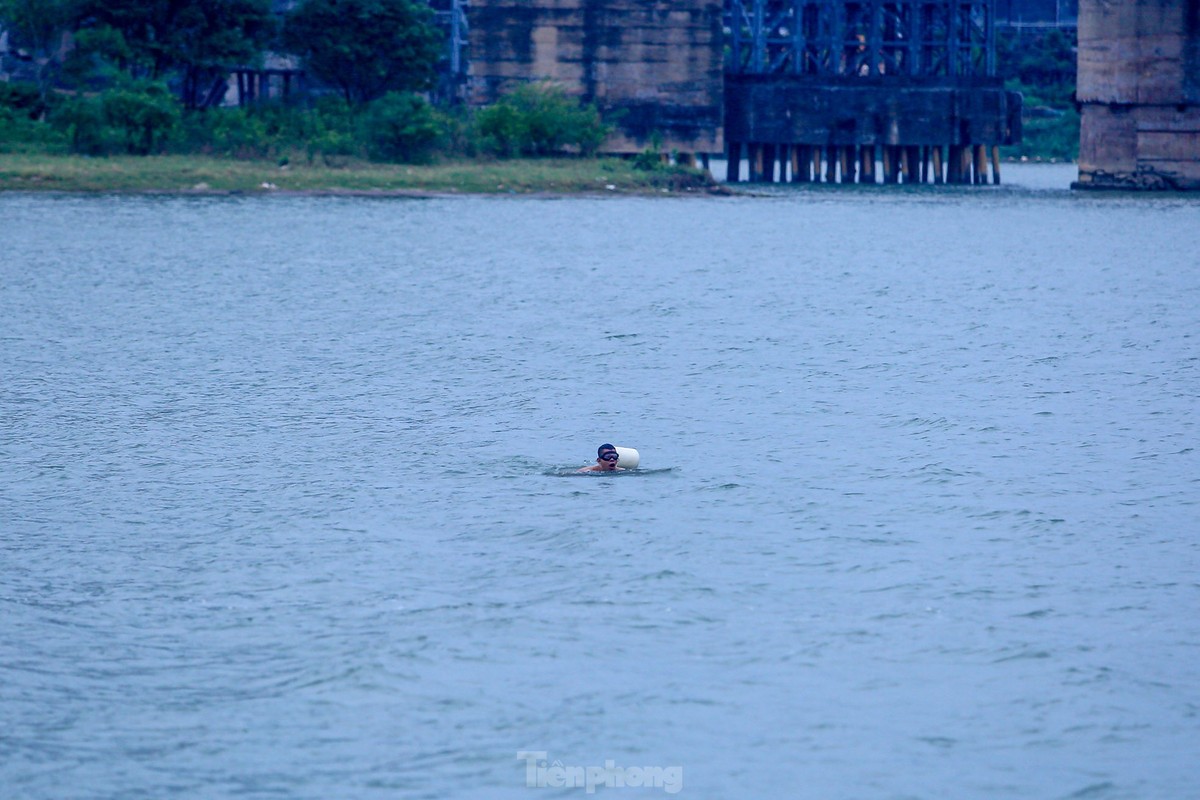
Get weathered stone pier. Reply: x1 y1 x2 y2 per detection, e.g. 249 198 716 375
1076 0 1200 190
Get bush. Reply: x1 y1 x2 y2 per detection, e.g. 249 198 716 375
632 149 665 171
171 97 362 160
311 95 357 134
631 131 667 171
305 97 360 164
182 105 298 158
0 83 63 150
436 105 479 157
0 82 49 120
47 81 180 155
476 82 609 157
307 129 357 166
189 107 277 157
476 102 524 157
363 92 444 163
101 81 180 154
50 94 110 155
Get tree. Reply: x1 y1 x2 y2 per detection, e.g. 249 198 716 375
363 91 443 162
0 0 81 96
283 0 441 105
73 0 276 108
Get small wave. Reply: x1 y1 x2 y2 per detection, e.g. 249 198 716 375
547 467 677 477
1064 782 1118 799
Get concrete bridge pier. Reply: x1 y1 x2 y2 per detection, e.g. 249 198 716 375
1076 0 1200 190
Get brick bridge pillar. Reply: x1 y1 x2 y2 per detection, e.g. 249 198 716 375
1076 0 1200 190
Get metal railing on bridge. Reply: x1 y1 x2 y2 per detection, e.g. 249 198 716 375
724 0 995 78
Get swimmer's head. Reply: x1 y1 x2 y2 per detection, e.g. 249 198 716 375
597 443 617 458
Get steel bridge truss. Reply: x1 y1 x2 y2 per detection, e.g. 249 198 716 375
725 0 995 78
432 0 469 76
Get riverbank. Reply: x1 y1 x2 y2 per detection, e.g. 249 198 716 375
0 152 726 196
2 151 1081 196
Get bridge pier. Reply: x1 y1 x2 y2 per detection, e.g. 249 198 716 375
1076 0 1200 190
721 0 1020 188
723 139 1006 186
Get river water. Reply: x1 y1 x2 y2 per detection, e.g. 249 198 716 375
2 166 1199 799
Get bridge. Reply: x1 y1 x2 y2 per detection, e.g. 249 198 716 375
455 1 1021 185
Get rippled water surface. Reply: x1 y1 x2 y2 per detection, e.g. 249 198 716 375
3 169 1199 799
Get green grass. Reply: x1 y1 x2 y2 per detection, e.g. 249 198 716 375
0 151 722 195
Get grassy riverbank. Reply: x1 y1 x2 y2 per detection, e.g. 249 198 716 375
0 152 723 195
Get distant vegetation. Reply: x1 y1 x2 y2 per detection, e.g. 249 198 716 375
281 0 441 105
0 0 622 165
997 27 1079 162
2 78 616 165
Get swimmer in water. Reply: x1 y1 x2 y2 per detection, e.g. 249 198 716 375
578 443 624 473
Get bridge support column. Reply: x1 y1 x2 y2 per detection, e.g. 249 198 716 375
724 69 1020 189
727 142 741 182
990 146 1001 185
762 144 777 182
790 146 806 182
748 143 764 181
